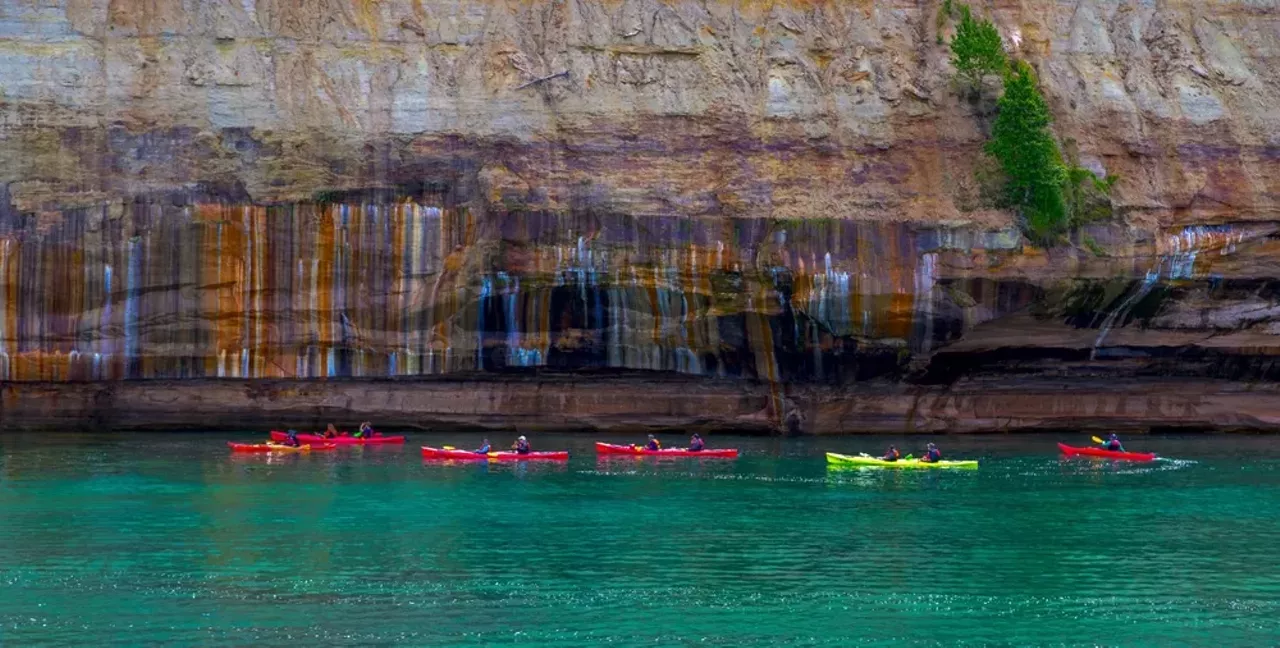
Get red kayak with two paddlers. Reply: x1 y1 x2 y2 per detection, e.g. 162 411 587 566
269 430 405 445
595 442 738 458
421 446 570 461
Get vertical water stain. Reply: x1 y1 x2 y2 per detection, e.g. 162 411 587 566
0 199 1045 383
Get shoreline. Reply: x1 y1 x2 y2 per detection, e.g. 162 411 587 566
4 373 1279 434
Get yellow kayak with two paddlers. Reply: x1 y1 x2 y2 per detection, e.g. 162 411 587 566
826 452 978 470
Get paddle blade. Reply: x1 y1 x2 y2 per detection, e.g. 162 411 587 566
903 454 914 460
1091 436 1104 445
443 445 455 450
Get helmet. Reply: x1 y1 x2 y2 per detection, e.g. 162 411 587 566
518 436 527 441
1109 433 1119 440
927 443 937 449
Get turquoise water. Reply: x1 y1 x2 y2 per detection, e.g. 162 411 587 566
1 433 1278 646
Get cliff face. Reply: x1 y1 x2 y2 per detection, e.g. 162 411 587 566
5 0 1278 222
3 0 1280 433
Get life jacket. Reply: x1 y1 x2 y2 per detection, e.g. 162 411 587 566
927 449 941 462
1106 440 1121 451
516 440 530 454
689 438 704 451
476 444 491 454
645 440 661 451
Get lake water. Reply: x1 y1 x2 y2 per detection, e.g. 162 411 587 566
1 433 1277 646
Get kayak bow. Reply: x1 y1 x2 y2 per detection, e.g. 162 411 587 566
595 442 738 458
421 446 569 461
825 452 978 469
1057 443 1156 462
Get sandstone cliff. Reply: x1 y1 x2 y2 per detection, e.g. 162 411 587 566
4 0 1277 223
2 0 1280 433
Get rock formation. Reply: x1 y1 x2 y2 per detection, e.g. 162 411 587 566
2 0 1279 432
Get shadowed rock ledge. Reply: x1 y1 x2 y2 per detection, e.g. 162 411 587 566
4 374 1279 434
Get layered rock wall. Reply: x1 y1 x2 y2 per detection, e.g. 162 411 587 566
3 1 1280 432
3 0 1278 223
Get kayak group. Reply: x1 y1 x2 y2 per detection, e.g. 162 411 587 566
419 433 736 461
228 422 410 453
458 433 708 455
231 427 1156 464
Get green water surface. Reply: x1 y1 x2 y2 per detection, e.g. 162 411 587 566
1 433 1278 646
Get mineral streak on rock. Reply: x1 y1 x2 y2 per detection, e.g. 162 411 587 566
0 198 1033 384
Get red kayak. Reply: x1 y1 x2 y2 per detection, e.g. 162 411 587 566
227 441 337 453
270 430 405 445
421 446 569 461
595 442 739 458
1057 443 1156 462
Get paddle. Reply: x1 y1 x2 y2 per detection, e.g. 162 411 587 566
443 445 456 450
1091 436 1104 445
904 454 914 460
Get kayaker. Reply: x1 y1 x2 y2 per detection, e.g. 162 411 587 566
644 434 661 451
920 443 942 463
355 421 373 439
284 430 301 447
512 436 531 455
326 423 339 438
1101 433 1124 452
474 438 492 455
688 433 705 452
882 446 900 462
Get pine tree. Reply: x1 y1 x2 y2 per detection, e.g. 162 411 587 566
985 61 1068 242
950 6 1007 89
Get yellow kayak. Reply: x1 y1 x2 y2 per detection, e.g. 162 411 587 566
826 452 978 469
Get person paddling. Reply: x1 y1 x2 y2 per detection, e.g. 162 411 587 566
882 445 901 462
920 443 942 463
1101 433 1124 452
354 421 374 439
284 430 301 447
512 436 531 455
326 423 340 438
474 438 492 455
644 434 661 451
688 433 705 452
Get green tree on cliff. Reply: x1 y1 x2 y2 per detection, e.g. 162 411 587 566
950 5 1007 89
943 3 1116 245
986 61 1068 242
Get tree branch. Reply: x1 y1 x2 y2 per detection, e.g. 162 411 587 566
515 70 569 90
